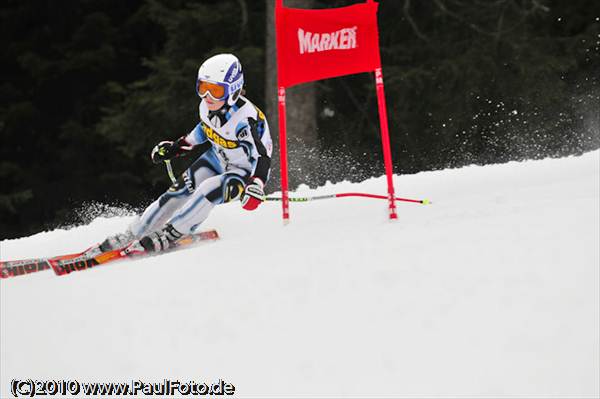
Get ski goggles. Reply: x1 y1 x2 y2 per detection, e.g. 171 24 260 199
196 78 243 101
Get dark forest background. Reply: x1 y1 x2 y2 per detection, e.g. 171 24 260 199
1 0 599 239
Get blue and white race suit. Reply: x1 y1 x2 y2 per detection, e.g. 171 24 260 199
131 96 272 236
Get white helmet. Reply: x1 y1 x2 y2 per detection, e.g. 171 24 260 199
196 53 244 106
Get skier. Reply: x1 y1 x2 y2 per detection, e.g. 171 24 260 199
101 53 272 253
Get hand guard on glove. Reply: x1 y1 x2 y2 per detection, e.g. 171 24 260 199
151 137 193 164
241 177 265 211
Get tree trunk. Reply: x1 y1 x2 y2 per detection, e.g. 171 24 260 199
265 0 317 192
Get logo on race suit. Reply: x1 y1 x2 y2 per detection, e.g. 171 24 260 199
183 172 195 193
237 129 249 140
202 122 239 149
298 26 358 55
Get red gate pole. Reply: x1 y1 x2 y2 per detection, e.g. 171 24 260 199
275 0 289 224
278 86 290 223
374 67 398 219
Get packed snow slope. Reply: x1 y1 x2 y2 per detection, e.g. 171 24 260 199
1 151 599 398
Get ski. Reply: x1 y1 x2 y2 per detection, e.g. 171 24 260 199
0 248 94 279
50 229 219 276
1 258 50 279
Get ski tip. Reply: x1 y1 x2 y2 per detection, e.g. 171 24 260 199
422 199 432 205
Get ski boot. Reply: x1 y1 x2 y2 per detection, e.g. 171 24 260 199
126 224 183 255
99 230 136 253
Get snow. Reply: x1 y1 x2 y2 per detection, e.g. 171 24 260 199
1 151 599 398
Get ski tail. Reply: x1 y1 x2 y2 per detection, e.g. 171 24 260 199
1 247 94 279
1 259 50 279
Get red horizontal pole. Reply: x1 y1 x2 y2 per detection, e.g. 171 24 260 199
266 192 431 205
335 193 427 204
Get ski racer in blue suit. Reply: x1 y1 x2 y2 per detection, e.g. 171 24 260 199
101 53 272 253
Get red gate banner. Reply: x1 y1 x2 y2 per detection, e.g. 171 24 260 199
276 2 381 88
275 0 397 222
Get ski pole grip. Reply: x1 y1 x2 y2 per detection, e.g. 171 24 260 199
164 160 177 184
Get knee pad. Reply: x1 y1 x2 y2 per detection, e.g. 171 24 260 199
223 175 246 203
205 174 246 204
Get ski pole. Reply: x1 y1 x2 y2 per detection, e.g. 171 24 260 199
164 160 177 184
266 193 431 205
163 161 430 204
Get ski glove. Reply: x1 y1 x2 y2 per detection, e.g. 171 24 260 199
241 177 265 211
151 138 193 164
